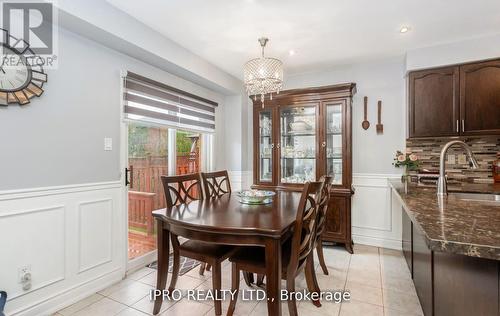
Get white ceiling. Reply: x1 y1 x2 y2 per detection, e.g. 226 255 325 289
106 0 500 78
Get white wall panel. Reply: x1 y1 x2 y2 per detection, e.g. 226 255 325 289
78 199 113 273
351 174 403 250
0 206 66 300
0 181 124 316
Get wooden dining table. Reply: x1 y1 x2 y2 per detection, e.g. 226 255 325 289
151 190 310 316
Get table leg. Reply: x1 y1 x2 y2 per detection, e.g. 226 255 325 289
265 238 282 316
153 220 170 315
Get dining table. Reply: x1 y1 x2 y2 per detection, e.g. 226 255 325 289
151 190 314 316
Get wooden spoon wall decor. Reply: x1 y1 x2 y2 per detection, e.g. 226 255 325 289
362 96 370 130
376 100 384 134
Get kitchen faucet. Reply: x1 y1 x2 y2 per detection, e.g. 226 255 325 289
437 140 479 196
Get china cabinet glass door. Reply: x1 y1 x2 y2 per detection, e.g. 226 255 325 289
325 103 344 185
280 105 317 184
258 110 273 183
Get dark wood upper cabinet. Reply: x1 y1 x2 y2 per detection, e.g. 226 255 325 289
408 58 500 138
460 59 500 135
408 66 460 138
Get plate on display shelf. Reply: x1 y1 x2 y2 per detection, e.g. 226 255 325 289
237 190 276 204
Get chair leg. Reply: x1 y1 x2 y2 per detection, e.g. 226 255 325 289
242 271 254 287
199 262 206 275
256 274 265 287
206 264 211 272
316 241 329 275
211 262 222 316
168 235 181 293
227 263 240 316
286 276 298 316
305 253 321 307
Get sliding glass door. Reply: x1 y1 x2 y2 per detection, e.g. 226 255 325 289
127 122 168 261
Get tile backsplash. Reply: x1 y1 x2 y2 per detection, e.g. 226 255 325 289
406 136 500 183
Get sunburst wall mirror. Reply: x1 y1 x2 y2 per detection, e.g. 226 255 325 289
0 28 47 105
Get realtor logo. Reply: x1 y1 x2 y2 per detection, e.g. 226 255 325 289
1 0 58 68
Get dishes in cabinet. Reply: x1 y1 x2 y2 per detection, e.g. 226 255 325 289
289 120 313 133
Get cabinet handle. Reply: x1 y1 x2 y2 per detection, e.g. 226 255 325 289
321 141 326 148
456 120 459 133
461 119 465 132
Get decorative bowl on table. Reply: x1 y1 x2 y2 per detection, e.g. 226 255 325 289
237 190 276 204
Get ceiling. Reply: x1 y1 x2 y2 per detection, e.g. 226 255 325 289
106 0 500 79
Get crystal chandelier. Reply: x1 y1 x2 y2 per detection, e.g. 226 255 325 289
243 37 283 107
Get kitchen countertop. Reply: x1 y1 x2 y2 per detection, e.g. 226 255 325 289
389 179 500 261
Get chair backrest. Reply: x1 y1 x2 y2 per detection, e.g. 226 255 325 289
316 176 333 239
201 170 232 198
288 181 324 276
161 173 203 208
0 291 6 315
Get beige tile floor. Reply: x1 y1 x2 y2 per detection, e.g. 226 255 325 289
54 244 423 316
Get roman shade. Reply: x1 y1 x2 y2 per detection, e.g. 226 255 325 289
123 71 217 133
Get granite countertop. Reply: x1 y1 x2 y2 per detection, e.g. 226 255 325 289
389 179 500 261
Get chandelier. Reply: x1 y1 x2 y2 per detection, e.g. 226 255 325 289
243 37 283 107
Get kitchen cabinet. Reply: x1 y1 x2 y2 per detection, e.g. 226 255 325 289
408 58 500 138
408 66 460 138
460 59 500 135
252 84 356 253
402 208 413 276
402 208 500 316
412 221 433 316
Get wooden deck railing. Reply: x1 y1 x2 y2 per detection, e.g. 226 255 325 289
128 190 156 235
127 153 200 233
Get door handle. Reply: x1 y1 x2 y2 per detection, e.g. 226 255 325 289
125 166 133 187
456 120 459 133
321 141 326 148
461 119 465 133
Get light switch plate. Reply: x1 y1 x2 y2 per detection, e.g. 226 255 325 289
104 137 112 151
447 154 455 164
457 154 467 165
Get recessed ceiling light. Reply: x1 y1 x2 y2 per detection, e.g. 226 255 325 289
289 50 296 56
400 26 410 33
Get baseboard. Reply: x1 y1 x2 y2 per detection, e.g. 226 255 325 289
353 234 402 251
10 268 124 316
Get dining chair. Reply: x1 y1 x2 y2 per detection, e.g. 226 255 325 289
199 170 231 275
201 170 232 198
160 173 234 316
315 176 333 275
227 181 325 316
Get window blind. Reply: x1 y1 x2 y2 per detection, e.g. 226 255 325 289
123 71 217 133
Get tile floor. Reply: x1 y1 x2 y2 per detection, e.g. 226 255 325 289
54 244 423 316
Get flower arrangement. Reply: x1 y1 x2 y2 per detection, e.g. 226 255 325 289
393 150 419 171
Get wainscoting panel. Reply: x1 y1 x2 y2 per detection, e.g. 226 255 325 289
0 181 125 316
78 199 113 273
351 174 403 250
0 205 66 300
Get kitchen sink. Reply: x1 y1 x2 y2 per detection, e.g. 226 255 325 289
449 192 500 204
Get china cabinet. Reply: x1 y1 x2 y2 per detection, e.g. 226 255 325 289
252 83 356 253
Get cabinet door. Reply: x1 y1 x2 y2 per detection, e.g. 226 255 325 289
322 101 348 186
324 194 346 240
409 66 460 137
279 104 318 185
413 226 433 316
402 208 413 276
254 108 277 185
460 59 500 135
